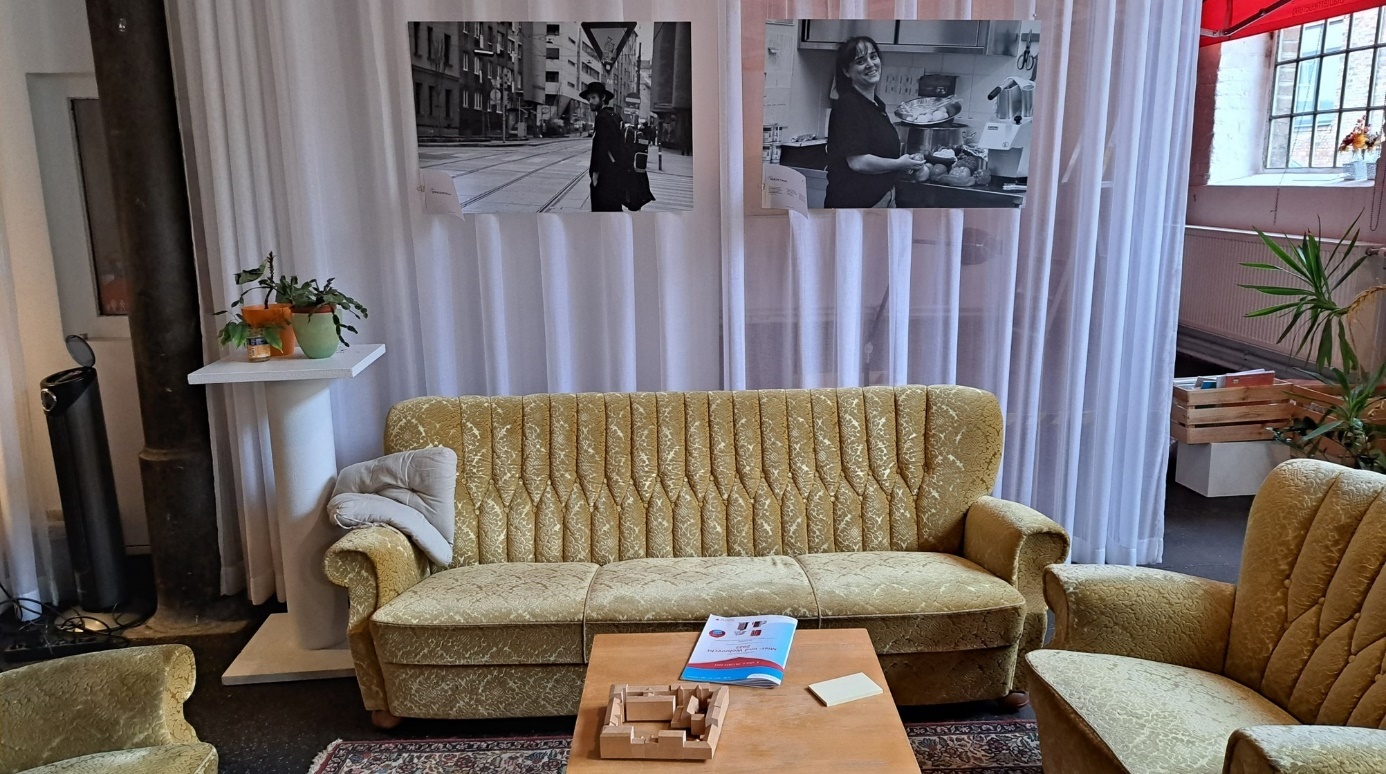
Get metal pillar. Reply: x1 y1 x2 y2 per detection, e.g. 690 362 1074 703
85 0 244 630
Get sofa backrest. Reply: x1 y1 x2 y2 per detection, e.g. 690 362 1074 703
383 385 1002 567
1224 459 1386 727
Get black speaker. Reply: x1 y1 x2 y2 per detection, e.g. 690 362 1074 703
40 335 127 611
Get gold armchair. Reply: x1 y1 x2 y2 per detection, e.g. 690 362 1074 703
0 644 216 774
1026 459 1386 773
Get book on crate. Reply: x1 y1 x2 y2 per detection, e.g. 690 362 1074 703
681 614 798 687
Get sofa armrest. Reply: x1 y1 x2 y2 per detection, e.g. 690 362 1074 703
963 497 1070 683
323 524 430 712
324 524 429 630
1225 726 1386 774
0 644 199 772
1046 564 1235 673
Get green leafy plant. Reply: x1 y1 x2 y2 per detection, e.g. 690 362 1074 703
220 252 296 311
1242 212 1386 472
1271 363 1386 474
215 252 291 349
217 314 283 350
1241 214 1370 372
282 277 368 347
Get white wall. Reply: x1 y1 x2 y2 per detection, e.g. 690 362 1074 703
0 0 148 550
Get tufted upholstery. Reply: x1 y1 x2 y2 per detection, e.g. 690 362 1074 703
328 385 1070 719
382 386 1002 567
1028 459 1386 773
0 645 215 774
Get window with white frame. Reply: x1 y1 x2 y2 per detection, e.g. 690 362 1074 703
1266 8 1386 169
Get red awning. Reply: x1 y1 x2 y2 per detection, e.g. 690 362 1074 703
1201 0 1386 45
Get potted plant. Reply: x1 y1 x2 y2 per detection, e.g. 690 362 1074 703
1338 117 1381 181
216 252 297 357
216 312 280 363
1241 214 1386 473
282 277 368 359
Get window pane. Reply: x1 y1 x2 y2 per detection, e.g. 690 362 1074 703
1301 21 1325 57
1352 9 1379 49
1374 48 1386 105
70 99 128 316
1345 49 1374 108
1324 17 1349 53
1267 117 1291 168
1312 113 1340 166
1295 59 1321 112
1273 64 1297 114
1278 27 1302 61
1318 53 1345 110
1289 115 1314 167
1335 112 1367 166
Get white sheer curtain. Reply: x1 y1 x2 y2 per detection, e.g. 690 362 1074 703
169 0 1194 601
727 0 1198 564
170 0 725 602
0 232 56 615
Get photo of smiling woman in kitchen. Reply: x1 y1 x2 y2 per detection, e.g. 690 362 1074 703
824 36 925 208
761 19 1042 210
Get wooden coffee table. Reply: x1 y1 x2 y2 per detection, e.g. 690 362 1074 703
568 628 918 772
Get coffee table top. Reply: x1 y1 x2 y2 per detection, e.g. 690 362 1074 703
568 628 918 772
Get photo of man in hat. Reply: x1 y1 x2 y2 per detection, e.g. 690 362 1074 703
582 81 627 212
407 22 692 213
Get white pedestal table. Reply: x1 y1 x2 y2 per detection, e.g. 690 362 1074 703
188 344 385 684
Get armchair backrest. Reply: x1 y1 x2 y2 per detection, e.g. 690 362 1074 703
1224 459 1386 727
383 385 1002 567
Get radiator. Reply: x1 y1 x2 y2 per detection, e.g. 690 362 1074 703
1180 226 1385 369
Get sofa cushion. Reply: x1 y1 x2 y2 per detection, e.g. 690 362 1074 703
372 562 598 666
1027 649 1299 774
22 744 218 774
796 551 1024 653
583 556 818 656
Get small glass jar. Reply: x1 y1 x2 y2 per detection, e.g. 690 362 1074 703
246 327 272 363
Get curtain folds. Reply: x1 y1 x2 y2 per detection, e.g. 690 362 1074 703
171 0 724 601
167 0 1196 603
733 0 1197 564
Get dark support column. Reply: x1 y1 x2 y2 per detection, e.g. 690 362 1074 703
86 0 244 629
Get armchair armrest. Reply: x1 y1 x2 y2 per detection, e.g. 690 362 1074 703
1225 725 1386 774
323 524 430 711
1045 564 1235 673
0 644 198 773
963 497 1070 672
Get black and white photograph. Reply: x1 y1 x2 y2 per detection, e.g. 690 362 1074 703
409 21 694 214
762 19 1041 209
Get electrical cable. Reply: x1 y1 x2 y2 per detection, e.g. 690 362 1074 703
0 579 151 659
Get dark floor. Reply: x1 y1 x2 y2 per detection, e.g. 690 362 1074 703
12 354 1258 773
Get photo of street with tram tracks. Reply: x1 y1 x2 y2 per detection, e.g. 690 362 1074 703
409 20 693 213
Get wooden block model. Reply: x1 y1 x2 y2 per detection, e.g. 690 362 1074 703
599 683 731 761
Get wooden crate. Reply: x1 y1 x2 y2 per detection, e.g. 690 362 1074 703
1170 380 1294 444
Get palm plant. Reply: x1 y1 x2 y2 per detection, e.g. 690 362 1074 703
1242 213 1386 473
1270 363 1386 474
1241 214 1371 372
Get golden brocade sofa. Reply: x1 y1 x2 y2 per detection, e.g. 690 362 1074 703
325 385 1070 724
1027 459 1386 773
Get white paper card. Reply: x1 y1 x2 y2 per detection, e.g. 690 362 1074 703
420 169 464 218
761 164 809 214
808 672 882 707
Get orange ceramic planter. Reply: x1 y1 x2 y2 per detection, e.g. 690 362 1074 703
241 303 296 356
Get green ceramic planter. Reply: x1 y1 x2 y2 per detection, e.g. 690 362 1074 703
291 308 339 359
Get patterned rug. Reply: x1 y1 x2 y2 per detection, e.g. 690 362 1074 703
309 719 1040 773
